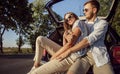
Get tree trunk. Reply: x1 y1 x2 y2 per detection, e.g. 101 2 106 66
0 27 5 53
18 35 22 53
0 37 3 53
18 44 21 53
32 44 35 52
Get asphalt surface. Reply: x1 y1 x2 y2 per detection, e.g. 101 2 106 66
0 54 120 74
0 54 34 74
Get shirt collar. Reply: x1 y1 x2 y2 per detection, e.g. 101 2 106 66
85 17 98 24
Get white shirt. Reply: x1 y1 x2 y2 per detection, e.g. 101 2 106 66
85 18 110 67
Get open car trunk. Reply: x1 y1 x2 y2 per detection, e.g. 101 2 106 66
44 0 120 73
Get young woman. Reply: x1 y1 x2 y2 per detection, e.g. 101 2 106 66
28 12 88 74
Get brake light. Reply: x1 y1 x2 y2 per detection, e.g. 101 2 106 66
112 45 120 64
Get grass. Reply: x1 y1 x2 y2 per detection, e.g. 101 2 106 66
2 47 34 55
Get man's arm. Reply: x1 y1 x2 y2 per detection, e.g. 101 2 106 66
70 20 108 53
69 38 89 53
51 27 81 60
57 20 108 60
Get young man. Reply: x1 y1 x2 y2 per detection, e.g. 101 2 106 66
59 0 115 74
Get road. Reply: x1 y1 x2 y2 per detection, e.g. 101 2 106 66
0 54 34 74
0 54 120 74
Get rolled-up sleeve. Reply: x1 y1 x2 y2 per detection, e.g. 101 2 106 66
85 20 108 45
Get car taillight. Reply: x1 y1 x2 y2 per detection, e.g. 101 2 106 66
112 45 120 64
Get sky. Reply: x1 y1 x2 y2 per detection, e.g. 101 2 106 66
3 0 86 48
52 0 86 17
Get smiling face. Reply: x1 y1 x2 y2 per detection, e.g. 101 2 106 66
63 12 78 31
64 13 76 26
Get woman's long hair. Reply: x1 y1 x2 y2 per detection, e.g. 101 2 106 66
63 12 79 31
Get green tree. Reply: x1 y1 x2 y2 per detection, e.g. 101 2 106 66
111 2 120 36
98 0 113 16
24 0 57 51
98 0 120 36
0 0 33 53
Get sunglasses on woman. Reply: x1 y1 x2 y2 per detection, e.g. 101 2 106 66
65 14 74 23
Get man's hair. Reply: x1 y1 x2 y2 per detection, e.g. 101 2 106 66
84 0 100 13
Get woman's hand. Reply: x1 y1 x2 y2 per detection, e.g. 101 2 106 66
66 34 74 43
56 49 71 61
64 31 74 43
